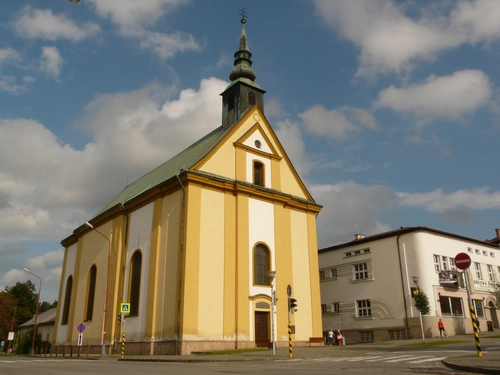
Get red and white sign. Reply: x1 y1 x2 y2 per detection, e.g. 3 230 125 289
455 252 471 270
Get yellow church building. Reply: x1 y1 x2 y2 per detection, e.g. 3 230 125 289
53 16 323 355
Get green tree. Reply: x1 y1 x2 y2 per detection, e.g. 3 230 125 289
414 289 431 315
4 281 38 325
39 300 57 314
0 291 18 346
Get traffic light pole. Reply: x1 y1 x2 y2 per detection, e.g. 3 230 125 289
463 270 482 357
288 306 292 358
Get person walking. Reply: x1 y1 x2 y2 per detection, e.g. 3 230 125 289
438 319 446 338
336 330 343 346
327 329 334 345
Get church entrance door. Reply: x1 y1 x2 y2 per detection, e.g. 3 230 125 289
255 311 270 347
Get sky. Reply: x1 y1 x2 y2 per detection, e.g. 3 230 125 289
1 0 500 303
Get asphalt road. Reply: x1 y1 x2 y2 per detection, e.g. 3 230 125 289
1 336 498 375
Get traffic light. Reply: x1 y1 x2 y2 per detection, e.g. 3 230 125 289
117 314 122 322
452 272 464 288
288 297 297 310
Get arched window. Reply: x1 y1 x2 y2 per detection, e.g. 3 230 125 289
61 276 73 325
129 251 142 316
253 161 264 187
85 265 97 321
254 244 270 286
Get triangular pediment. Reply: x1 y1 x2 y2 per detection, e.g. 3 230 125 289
194 106 316 203
236 123 280 158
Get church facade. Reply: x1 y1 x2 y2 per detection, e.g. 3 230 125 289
53 18 323 355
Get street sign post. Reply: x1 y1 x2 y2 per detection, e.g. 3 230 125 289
76 323 86 347
76 323 86 334
455 252 482 357
455 252 471 270
120 303 130 314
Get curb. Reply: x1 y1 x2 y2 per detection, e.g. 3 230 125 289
442 359 500 375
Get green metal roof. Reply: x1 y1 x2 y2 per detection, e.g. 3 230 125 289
99 124 229 213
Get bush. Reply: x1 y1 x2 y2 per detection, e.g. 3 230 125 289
16 329 42 355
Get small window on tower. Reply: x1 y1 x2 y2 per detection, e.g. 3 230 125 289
253 161 264 187
248 91 256 106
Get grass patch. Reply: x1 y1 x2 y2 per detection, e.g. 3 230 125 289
196 348 268 356
483 335 500 339
404 340 467 347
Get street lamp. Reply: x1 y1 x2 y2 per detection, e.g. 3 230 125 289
23 268 42 355
412 276 425 343
267 270 276 356
6 296 18 354
85 221 111 357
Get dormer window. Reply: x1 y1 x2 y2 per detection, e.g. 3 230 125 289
253 161 264 187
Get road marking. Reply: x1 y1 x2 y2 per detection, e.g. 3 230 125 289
385 356 422 362
408 356 446 363
365 354 415 362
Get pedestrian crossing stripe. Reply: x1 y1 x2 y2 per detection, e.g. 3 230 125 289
120 303 130 314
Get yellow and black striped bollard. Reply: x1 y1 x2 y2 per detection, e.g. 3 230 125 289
121 332 126 358
469 304 482 357
288 322 292 358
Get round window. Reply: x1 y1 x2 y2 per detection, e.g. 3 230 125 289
255 140 262 149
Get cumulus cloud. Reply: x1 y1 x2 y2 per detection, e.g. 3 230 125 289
397 187 500 212
300 105 376 139
25 250 64 271
0 77 227 244
310 181 395 247
39 46 64 79
313 0 500 77
374 70 492 120
275 119 311 178
87 0 200 59
0 249 63 301
0 47 28 94
13 6 100 42
0 48 21 65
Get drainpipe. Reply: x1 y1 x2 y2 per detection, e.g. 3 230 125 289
176 172 186 355
119 203 129 246
397 233 411 339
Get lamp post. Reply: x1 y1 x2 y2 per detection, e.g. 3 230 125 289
267 270 276 356
23 268 42 355
412 276 425 343
6 296 18 354
85 222 111 357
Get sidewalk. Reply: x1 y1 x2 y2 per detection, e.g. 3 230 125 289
112 332 500 373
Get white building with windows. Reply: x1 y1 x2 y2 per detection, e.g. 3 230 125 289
318 227 500 344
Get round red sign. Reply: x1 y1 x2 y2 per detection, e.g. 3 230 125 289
454 252 471 270
76 322 87 334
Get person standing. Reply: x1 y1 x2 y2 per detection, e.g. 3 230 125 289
336 330 343 345
438 319 446 337
327 329 334 345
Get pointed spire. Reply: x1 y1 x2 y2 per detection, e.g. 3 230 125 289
229 11 257 82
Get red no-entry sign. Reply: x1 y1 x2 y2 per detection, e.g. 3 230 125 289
455 252 471 270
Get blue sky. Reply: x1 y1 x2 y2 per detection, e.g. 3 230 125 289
1 0 500 302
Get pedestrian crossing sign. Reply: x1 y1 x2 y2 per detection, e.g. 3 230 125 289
120 303 130 314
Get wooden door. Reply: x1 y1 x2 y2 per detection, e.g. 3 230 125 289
255 311 270 347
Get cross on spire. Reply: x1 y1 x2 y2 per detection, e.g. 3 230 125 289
239 8 248 24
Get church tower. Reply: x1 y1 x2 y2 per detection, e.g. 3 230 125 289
221 14 265 128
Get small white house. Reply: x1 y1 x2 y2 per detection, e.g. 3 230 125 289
318 227 500 343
